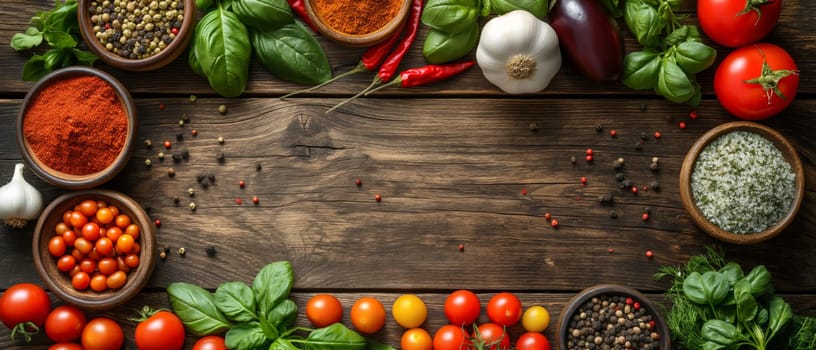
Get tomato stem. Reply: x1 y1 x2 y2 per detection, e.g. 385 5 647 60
738 0 776 26
10 322 39 343
744 55 799 104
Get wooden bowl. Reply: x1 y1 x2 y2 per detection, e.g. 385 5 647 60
679 121 805 245
77 0 195 71
556 284 671 350
32 190 156 311
16 66 137 190
304 0 411 47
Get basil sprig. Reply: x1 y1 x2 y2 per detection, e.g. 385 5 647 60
10 0 97 81
168 261 392 350
610 0 716 106
191 0 331 97
420 0 549 64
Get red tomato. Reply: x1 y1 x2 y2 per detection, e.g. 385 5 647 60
698 0 782 48
306 294 343 328
135 310 186 350
49 343 84 350
48 236 67 257
45 305 87 343
193 335 228 350
475 323 510 350
714 43 799 120
516 332 552 350
433 324 470 350
487 292 523 326
81 318 123 350
350 297 386 334
0 283 51 340
444 290 481 326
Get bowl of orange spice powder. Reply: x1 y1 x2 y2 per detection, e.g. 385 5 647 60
304 0 412 47
16 66 137 190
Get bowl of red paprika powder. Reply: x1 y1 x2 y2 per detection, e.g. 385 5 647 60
304 0 411 47
16 66 137 190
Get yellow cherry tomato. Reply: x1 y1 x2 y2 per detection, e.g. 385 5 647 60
522 305 551 333
392 294 428 329
401 328 433 350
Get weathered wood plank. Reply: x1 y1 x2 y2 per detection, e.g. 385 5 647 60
1 291 814 349
0 0 812 96
1 98 814 292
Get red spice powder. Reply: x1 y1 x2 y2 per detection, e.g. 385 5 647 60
313 0 401 35
23 75 128 175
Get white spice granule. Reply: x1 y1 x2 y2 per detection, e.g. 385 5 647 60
691 131 796 234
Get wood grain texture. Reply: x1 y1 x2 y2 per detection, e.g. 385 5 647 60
0 1 813 96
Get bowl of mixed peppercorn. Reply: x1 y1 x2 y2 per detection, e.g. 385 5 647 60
556 284 671 350
679 121 805 245
77 0 195 71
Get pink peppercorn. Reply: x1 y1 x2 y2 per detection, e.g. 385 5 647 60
521 188 527 195
458 244 465 251
689 111 698 120
252 196 259 205
610 130 617 137
239 180 245 188
642 213 649 221
551 219 559 228
645 250 654 258
654 131 662 139
375 194 382 202
235 198 243 205
544 212 552 220
154 219 161 227
679 121 687 129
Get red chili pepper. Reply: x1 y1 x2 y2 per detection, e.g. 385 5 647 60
376 0 423 83
287 0 317 32
280 20 407 100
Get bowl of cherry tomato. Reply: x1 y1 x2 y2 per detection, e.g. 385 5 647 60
32 189 157 311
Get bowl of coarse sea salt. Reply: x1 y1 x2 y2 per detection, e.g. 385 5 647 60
679 121 805 245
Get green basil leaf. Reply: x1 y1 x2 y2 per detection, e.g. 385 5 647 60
22 54 48 82
490 0 548 17
43 30 77 49
686 80 702 107
215 282 259 323
745 265 772 297
270 338 299 350
259 317 280 340
72 48 97 66
268 299 297 330
11 27 43 51
366 338 396 350
305 323 367 350
735 280 758 324
702 271 730 305
196 0 215 11
675 41 716 74
682 272 707 304
624 0 663 47
622 50 660 90
194 7 251 97
664 25 702 46
657 57 695 103
188 38 204 76
703 341 726 350
231 0 293 30
252 262 294 321
251 23 332 85
43 48 67 71
45 1 79 34
719 262 745 286
768 297 792 335
422 26 479 64
421 0 480 34
225 322 269 350
167 282 232 336
702 319 740 345
757 307 769 326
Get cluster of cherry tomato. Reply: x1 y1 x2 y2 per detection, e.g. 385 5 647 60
48 199 142 292
305 290 552 350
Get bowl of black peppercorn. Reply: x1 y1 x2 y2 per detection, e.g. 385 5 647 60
557 284 671 350
78 0 196 71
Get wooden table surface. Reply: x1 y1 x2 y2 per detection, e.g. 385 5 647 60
1 0 815 348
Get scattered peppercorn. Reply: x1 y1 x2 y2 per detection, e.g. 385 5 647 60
181 150 189 160
167 167 175 177
173 196 180 205
608 248 615 253
154 219 161 227
178 119 185 127
171 153 182 162
639 103 647 111
620 180 632 190
649 181 660 191
189 95 198 103
650 162 659 171
634 302 641 310
679 121 687 129
375 194 382 202
218 104 228 115
613 160 624 170
585 155 593 162
598 193 614 205
144 139 152 148
159 103 166 111
609 210 618 218
206 246 216 257
689 111 698 120
642 213 650 221
355 179 362 186
642 185 649 191
645 250 654 258
640 132 649 141
187 188 195 196
235 198 243 205
631 187 639 194
585 148 593 156
239 180 245 188
216 152 225 162
178 247 186 256
191 129 198 137
580 177 587 186
159 251 167 260
610 130 617 137
164 140 171 149
544 212 552 220
176 132 183 140
626 298 633 305
570 156 577 164
521 188 528 195
594 124 603 132
255 161 262 171
529 122 539 131
252 196 259 205
189 202 196 211
158 152 165 160
144 158 152 167
644 207 651 214
551 219 559 228
217 136 225 144
615 172 625 182
654 131 662 139
458 244 465 252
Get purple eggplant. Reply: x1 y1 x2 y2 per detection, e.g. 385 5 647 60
550 0 625 82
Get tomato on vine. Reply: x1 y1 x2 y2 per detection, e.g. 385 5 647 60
486 292 522 326
714 43 799 120
473 323 510 350
0 283 51 342
444 290 481 326
45 305 87 343
698 0 782 48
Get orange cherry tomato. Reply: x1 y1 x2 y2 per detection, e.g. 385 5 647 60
106 271 127 289
95 237 114 257
62 230 77 247
116 234 135 254
97 258 118 275
306 294 343 328
57 255 76 272
81 223 100 241
69 211 87 229
90 275 107 292
350 297 386 334
95 207 114 225
125 224 140 240
77 200 98 217
72 272 90 291
79 259 96 274
55 223 70 235
106 227 123 242
62 210 73 225
48 236 67 257
401 328 433 350
124 254 140 268
114 214 131 229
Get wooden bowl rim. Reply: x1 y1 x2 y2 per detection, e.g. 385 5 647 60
77 0 196 71
556 284 671 350
15 66 137 190
678 121 805 245
304 0 411 47
32 189 157 311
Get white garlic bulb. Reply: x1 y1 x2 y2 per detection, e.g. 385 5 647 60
0 163 43 229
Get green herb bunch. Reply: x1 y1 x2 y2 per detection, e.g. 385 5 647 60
168 261 393 350
191 0 331 97
10 0 97 81
654 247 816 350
604 0 716 106
420 0 549 64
